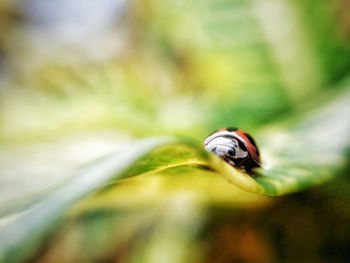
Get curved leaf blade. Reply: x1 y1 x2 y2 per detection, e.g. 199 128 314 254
213 88 350 195
0 136 175 263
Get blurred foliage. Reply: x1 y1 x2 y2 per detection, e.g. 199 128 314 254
0 0 350 262
1 0 349 143
1 86 349 261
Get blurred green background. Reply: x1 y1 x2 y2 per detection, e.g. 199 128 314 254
1 0 350 262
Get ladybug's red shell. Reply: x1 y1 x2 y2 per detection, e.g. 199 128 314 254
231 128 260 163
203 127 261 172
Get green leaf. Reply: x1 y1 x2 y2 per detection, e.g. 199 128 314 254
101 87 350 197
0 136 175 263
213 88 350 195
1 88 349 262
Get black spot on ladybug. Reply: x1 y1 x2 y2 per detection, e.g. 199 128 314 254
244 132 257 148
226 127 238 132
237 139 247 151
228 148 235 156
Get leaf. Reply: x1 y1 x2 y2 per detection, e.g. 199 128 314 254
98 87 350 197
212 87 350 195
0 136 176 263
1 88 349 262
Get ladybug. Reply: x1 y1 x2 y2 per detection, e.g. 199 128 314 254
203 127 261 172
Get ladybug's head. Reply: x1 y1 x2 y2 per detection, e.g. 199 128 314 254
204 133 248 160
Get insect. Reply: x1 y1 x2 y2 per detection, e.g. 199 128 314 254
203 127 261 172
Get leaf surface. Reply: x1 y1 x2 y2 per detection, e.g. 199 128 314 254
1 88 350 262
